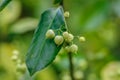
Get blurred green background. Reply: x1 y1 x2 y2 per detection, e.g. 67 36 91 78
0 0 120 80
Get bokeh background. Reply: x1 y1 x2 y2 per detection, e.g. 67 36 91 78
0 0 120 80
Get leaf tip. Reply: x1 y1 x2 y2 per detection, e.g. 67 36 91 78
27 67 36 76
26 62 35 76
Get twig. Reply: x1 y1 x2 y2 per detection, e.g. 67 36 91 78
60 0 75 79
60 0 64 9
68 52 75 80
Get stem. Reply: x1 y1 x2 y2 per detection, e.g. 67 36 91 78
60 0 64 9
68 53 75 80
60 0 75 79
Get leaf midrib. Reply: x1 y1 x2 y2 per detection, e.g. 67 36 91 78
31 8 60 74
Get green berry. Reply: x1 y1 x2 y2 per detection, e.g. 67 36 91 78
54 35 64 45
67 33 74 42
63 31 69 39
64 11 70 18
11 55 18 62
46 29 55 39
16 63 26 73
13 50 19 56
63 32 74 43
17 59 22 64
74 71 84 79
65 46 70 53
70 44 78 53
79 36 86 42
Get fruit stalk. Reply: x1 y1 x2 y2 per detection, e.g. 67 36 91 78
68 52 75 80
60 0 75 79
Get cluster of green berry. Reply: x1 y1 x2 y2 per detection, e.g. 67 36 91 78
46 11 85 54
11 50 26 74
46 28 85 53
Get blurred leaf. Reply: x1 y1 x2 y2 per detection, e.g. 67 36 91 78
54 0 62 4
112 0 120 17
10 18 38 34
26 6 67 76
80 1 109 31
0 0 21 27
0 0 11 11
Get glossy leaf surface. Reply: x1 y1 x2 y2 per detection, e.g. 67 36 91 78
26 6 66 76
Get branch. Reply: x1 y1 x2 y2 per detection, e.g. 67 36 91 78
68 53 75 80
60 0 75 79
60 0 64 9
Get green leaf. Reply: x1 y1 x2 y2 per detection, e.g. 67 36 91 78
0 0 12 12
26 6 66 76
80 1 109 31
54 0 62 4
10 18 38 34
